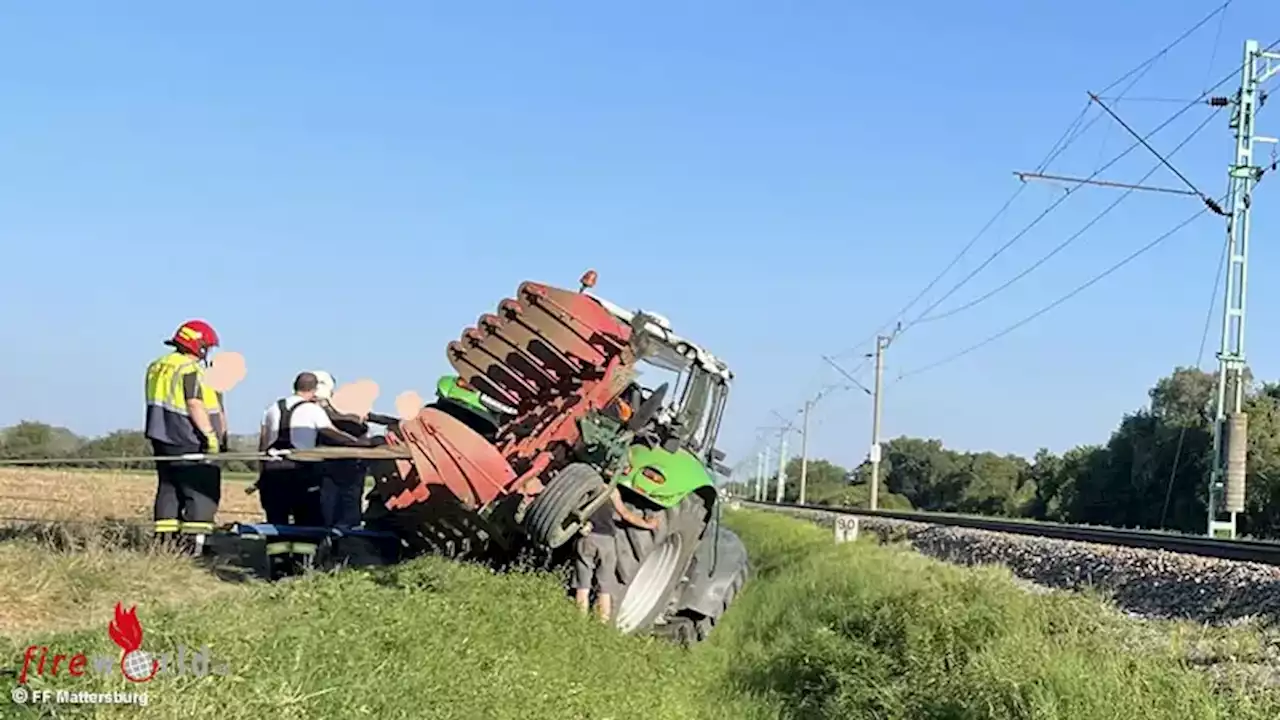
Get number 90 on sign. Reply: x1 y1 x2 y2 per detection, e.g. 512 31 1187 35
834 516 859 543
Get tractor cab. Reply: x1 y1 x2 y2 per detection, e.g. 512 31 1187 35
585 292 734 476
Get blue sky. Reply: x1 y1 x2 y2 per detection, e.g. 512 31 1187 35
2 1 1278 472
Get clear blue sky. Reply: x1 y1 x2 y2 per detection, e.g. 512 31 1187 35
3 1 1278 471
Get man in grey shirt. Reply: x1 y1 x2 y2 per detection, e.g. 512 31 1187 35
572 488 658 622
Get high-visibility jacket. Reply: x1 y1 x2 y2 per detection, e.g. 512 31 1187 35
144 351 224 449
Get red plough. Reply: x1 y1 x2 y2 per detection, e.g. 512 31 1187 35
379 276 638 530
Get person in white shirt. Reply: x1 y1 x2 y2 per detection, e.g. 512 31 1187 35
310 370 372 530
255 372 381 577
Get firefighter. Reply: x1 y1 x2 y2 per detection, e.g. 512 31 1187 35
256 371 383 577
144 319 227 556
311 371 369 530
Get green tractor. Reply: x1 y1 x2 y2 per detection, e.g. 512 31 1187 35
367 274 749 641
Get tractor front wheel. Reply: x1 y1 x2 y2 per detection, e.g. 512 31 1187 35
523 463 606 549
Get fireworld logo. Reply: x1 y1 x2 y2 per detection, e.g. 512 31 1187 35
108 603 157 682
18 603 228 684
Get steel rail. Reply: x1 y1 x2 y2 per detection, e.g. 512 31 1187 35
738 499 1280 565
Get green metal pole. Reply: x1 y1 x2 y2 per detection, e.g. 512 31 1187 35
1208 40 1278 538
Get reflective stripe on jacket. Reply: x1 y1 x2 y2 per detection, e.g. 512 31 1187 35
144 351 223 447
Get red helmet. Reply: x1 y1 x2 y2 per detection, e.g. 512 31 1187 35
168 320 220 356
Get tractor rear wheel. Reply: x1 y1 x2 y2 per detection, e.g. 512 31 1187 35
612 492 709 634
639 524 749 646
687 533 749 642
523 463 606 549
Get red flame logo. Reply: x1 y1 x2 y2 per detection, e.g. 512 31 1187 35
108 603 158 682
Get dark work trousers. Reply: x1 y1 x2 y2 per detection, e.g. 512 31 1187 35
257 464 324 526
320 459 365 529
151 440 221 542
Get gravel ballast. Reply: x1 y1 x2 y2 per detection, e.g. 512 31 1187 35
762 505 1280 626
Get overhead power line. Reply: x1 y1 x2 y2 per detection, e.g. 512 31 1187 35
1088 92 1226 213
913 106 1222 325
898 32 1280 336
902 100 1216 332
1160 230 1231 528
1200 0 1232 95
827 0 1236 360
896 199 1222 381
821 355 873 395
1096 1 1236 93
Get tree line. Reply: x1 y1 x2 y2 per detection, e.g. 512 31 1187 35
725 365 1280 540
5 365 1280 538
0 422 260 473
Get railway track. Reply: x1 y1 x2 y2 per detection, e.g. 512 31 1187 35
739 498 1280 566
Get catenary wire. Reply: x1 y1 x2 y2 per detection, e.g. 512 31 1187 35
1045 53 1169 172
751 7 1250 460
1088 92 1223 206
1156 0 1234 528
897 33 1279 337
895 199 1222 380
832 97 1108 361
913 105 1221 325
1201 0 1231 95
1159 230 1229 528
828 1 1237 360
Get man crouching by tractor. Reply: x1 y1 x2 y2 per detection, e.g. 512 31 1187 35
256 371 383 578
573 488 658 622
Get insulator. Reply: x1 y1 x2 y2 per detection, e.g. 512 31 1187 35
1209 96 1231 107
1225 412 1248 513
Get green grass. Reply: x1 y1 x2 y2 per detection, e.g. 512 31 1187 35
710 511 1280 720
0 556 761 719
3 510 1278 719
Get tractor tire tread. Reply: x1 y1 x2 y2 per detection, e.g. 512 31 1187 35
523 463 604 548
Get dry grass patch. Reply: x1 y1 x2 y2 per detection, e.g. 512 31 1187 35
0 468 260 526
0 468 263 641
0 527 252 641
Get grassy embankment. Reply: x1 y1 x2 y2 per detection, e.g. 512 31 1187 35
2 468 1279 719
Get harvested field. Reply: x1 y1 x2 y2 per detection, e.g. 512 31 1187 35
0 468 261 526
0 468 263 638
